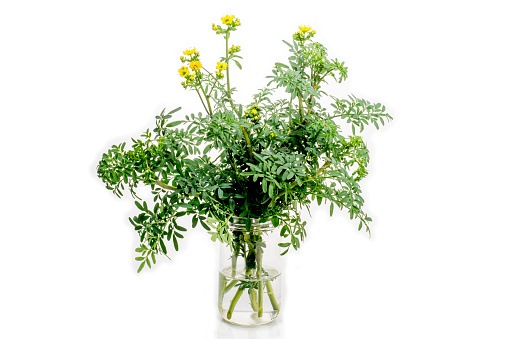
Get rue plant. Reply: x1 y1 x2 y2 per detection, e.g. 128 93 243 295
97 15 391 320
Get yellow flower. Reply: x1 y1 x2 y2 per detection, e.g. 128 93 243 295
216 62 228 71
183 48 196 56
251 109 257 114
189 73 196 81
299 25 312 32
221 15 235 25
178 66 190 77
189 60 202 71
270 132 275 138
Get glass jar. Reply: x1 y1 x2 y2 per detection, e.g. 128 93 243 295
218 217 282 326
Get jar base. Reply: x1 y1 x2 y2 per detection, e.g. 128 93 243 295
219 308 279 326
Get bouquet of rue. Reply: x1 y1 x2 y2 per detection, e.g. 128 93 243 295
97 15 391 325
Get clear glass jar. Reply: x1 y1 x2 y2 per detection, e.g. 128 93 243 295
218 217 282 326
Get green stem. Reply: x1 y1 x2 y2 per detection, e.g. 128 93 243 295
249 288 259 312
198 82 213 115
227 287 244 320
155 180 177 191
195 88 210 116
232 252 238 278
266 280 280 311
224 279 237 294
298 95 304 120
225 32 231 94
256 247 263 317
219 273 227 308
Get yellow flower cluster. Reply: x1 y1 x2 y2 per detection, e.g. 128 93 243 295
216 62 228 71
269 132 276 139
179 47 202 87
178 66 190 77
215 61 228 79
228 45 241 54
189 60 202 71
293 26 317 41
221 15 234 25
244 104 261 122
212 23 221 34
183 47 196 55
181 48 199 62
212 15 240 35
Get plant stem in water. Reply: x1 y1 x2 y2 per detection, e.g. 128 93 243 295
224 279 237 294
249 288 259 312
266 280 280 311
256 248 264 317
227 287 244 320
232 252 238 278
219 273 227 306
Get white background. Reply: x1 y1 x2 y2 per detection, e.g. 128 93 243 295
1 1 507 338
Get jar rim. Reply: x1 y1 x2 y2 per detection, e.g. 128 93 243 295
229 217 274 231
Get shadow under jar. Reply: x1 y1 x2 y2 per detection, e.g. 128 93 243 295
218 217 283 326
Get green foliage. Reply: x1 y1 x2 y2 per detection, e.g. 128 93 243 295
97 19 392 272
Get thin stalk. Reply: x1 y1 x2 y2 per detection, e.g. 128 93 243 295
227 287 244 320
195 88 210 116
219 273 227 308
225 32 231 94
243 266 259 312
249 288 259 312
266 280 280 311
198 82 213 115
256 246 264 317
241 127 253 159
298 95 304 122
155 180 177 191
224 279 237 294
232 251 238 278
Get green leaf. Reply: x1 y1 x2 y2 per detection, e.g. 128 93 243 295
134 201 144 211
200 220 211 230
137 261 145 273
203 144 213 154
160 239 167 254
135 256 144 261
175 225 187 232
233 59 242 70
166 121 184 128
173 237 179 251
271 216 279 227
192 215 198 228
168 107 182 115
